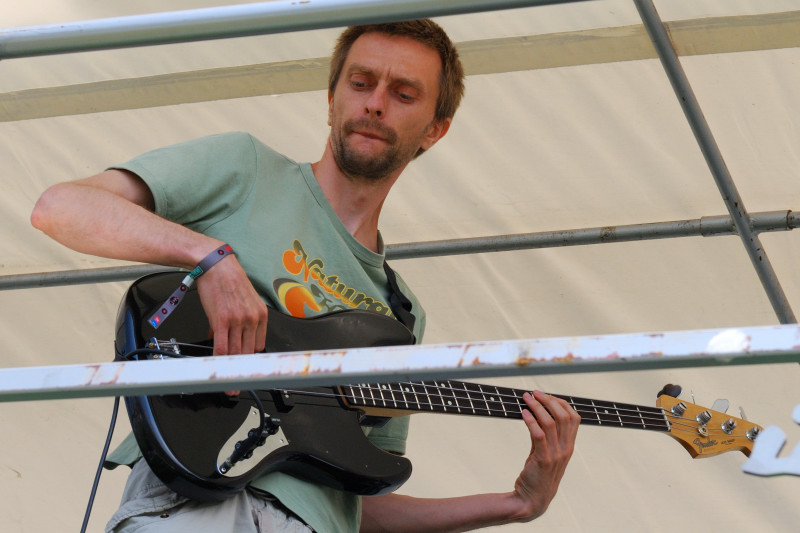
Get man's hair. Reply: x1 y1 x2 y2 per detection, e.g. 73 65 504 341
329 19 465 123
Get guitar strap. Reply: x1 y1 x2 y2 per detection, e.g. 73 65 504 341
382 261 416 341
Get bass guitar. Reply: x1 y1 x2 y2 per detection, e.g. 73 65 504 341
115 272 763 503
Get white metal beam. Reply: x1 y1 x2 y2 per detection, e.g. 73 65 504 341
2 323 798 402
0 0 588 60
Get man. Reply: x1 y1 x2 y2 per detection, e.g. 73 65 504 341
31 19 580 533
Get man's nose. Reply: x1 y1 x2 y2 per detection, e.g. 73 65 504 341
364 85 387 118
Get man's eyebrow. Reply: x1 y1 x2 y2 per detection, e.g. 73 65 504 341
346 63 425 91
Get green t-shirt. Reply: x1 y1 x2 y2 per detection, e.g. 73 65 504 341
106 132 425 533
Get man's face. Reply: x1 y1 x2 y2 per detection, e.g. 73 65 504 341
328 32 449 182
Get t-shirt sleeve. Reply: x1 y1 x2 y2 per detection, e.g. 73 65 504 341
365 416 410 455
110 132 259 232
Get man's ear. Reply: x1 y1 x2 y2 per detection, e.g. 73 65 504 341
420 118 452 151
327 92 334 126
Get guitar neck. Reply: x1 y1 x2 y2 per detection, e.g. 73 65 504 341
340 380 670 433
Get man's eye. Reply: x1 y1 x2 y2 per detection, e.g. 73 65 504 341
351 80 368 89
397 91 415 102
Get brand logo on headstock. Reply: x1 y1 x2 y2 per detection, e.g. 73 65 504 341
693 437 718 452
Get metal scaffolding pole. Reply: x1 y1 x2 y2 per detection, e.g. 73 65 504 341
633 0 796 324
0 0 588 60
390 210 799 259
2 210 796 290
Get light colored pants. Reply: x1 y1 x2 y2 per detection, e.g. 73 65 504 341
106 460 313 532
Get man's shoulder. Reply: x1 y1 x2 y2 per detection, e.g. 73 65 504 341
212 131 299 167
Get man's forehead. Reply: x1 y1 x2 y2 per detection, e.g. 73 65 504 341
343 32 441 83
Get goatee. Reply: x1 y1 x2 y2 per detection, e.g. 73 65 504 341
332 118 420 183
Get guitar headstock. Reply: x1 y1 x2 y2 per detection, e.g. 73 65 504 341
656 394 763 458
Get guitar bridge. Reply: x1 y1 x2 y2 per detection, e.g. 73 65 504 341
146 337 183 359
216 406 288 477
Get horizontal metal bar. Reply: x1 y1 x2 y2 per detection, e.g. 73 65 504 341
3 210 795 290
0 0 588 60
2 323 799 402
0 264 179 290
389 209 796 259
6 12 800 123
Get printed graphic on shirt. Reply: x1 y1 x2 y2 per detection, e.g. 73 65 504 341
275 239 392 318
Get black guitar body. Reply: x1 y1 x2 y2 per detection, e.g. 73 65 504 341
115 271 415 502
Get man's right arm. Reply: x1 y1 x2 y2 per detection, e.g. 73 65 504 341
32 169 214 267
31 169 268 356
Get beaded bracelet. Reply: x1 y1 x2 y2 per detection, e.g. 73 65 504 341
148 244 235 329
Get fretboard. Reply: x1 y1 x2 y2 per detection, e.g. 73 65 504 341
340 380 670 432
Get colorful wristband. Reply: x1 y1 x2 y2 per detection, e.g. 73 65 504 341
148 244 235 329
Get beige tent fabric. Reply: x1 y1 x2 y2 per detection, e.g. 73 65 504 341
3 1 800 531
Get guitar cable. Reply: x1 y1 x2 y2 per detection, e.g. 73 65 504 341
81 395 120 533
81 343 274 531
80 345 179 532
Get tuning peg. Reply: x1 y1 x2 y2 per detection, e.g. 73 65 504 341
739 406 748 421
711 399 730 414
657 383 682 398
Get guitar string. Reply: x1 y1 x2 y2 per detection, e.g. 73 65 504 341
283 384 754 438
146 344 752 437
339 381 666 419
276 384 671 428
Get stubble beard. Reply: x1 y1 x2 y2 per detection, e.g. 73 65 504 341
331 117 424 183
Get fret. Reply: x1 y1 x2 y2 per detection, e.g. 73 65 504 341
563 396 578 414
356 384 366 406
450 381 471 413
344 384 363 407
594 399 622 426
514 388 527 415
421 382 438 411
377 383 392 407
365 382 378 407
482 386 504 417
353 385 367 405
573 397 601 424
379 383 390 407
618 403 657 429
380 383 397 408
494 387 508 416
439 381 460 413
424 381 447 413
461 382 491 416
636 405 647 429
410 382 434 411
393 382 411 410
344 385 356 405
400 383 422 411
453 381 477 415
501 386 522 418
643 406 670 431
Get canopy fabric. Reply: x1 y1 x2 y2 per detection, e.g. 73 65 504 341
2 1 800 531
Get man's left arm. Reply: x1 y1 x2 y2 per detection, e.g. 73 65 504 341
360 391 580 532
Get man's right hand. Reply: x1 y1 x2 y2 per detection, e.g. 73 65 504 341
196 253 268 356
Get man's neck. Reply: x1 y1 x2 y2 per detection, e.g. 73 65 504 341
311 142 403 253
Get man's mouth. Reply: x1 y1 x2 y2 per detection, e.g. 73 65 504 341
345 119 396 145
353 129 387 142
